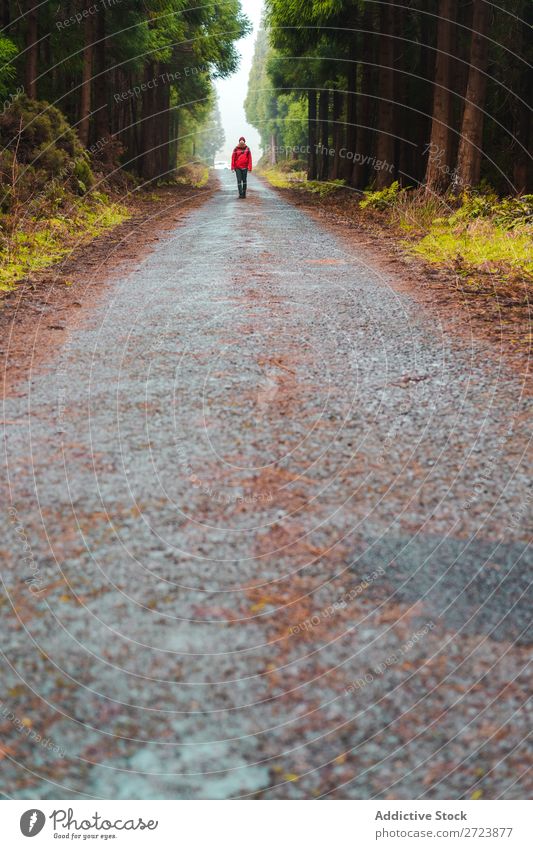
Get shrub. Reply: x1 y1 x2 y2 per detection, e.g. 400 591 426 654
491 195 533 229
0 96 93 195
276 158 307 173
0 35 17 101
392 187 451 231
306 179 345 196
446 191 533 230
360 180 404 211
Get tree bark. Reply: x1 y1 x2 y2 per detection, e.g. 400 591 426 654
93 5 109 148
342 52 357 181
454 0 490 189
425 0 457 192
25 1 38 99
409 2 434 184
140 62 158 181
169 108 179 171
318 88 329 180
270 131 277 165
156 64 171 177
351 5 374 189
78 15 94 147
513 80 532 194
307 89 318 180
392 0 406 183
331 89 343 179
375 0 395 188
2 0 10 30
511 5 532 193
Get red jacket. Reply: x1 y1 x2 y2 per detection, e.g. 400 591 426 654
231 146 252 171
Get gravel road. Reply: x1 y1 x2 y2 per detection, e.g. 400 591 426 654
1 170 531 799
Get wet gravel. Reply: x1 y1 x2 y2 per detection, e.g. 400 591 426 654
1 171 531 800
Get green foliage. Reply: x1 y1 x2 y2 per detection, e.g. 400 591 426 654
174 163 209 187
1 0 249 181
493 195 533 229
360 181 403 211
282 97 308 150
0 97 95 214
448 191 500 222
449 192 533 230
0 35 17 103
245 26 311 158
178 96 225 165
73 157 94 193
0 196 130 290
245 26 276 150
0 35 17 100
276 159 308 172
386 189 533 279
261 164 345 196
392 189 450 233
411 224 533 277
260 167 306 188
306 179 345 196
0 95 89 178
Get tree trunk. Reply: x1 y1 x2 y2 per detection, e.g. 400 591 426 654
351 68 372 190
140 62 158 181
454 0 490 189
307 89 318 180
93 6 109 148
2 0 11 30
270 132 277 165
169 108 179 171
375 0 395 188
130 89 141 169
425 0 457 192
392 0 406 183
342 54 357 181
156 64 171 177
318 88 329 180
511 6 532 193
513 81 532 194
331 90 342 179
351 5 374 189
25 1 38 99
78 15 94 147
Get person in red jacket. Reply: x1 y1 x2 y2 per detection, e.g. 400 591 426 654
231 136 252 198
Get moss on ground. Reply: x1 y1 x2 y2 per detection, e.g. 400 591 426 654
410 221 533 277
264 166 532 284
260 165 345 197
0 197 130 290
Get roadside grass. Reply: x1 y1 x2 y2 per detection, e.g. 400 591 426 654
174 161 209 188
0 195 130 291
410 221 533 277
0 98 212 293
261 162 532 283
362 184 533 282
260 164 345 197
0 163 213 292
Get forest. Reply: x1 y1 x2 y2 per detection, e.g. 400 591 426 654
0 1 531 810
245 0 532 195
0 1 248 182
0 1 250 288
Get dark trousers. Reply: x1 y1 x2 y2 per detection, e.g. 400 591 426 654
235 168 248 196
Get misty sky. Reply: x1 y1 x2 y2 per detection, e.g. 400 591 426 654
215 0 264 160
